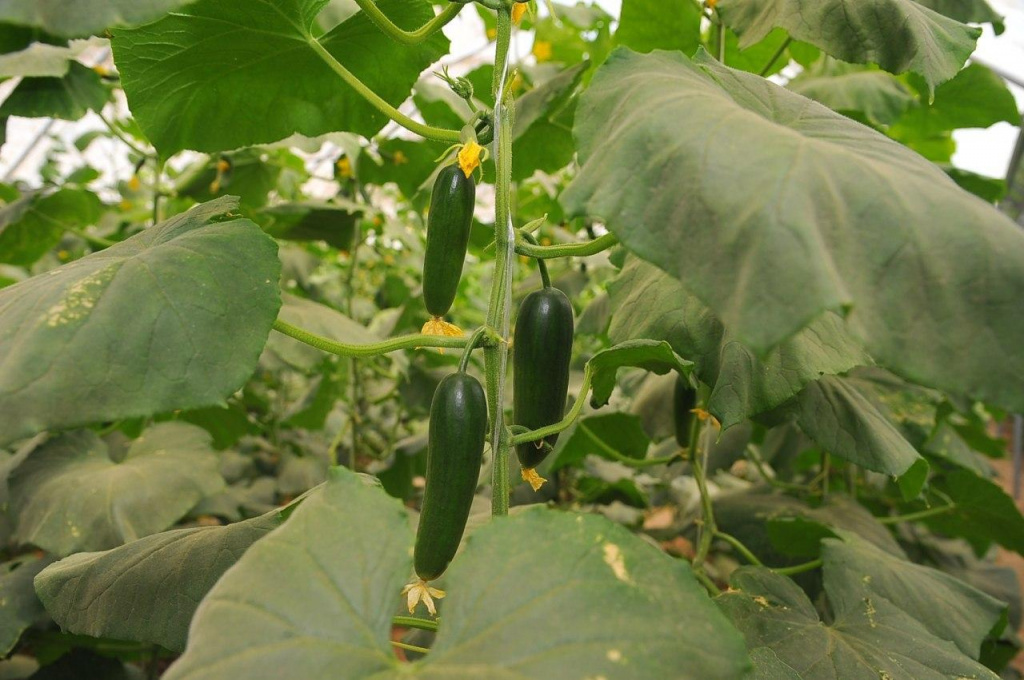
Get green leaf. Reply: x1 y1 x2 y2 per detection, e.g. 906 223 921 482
890 63 1021 136
822 537 1006 658
176 151 290 211
0 61 106 120
111 0 449 156
608 259 869 428
788 62 915 126
0 196 281 446
564 49 1024 415
716 0 980 90
260 202 361 249
615 0 702 56
0 555 52 656
513 62 588 181
551 412 651 470
163 467 750 679
715 491 906 564
793 375 929 499
718 565 1000 679
944 167 1006 203
587 339 693 407
0 0 199 37
0 189 104 266
914 0 1004 33
928 470 1024 557
9 424 223 556
358 139 441 198
0 41 83 78
35 506 285 652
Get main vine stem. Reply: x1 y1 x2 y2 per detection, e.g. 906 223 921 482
484 4 516 517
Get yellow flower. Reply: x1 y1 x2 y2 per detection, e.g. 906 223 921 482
521 467 547 492
533 40 552 62
336 156 352 179
512 2 528 24
457 141 484 178
486 27 497 41
401 579 446 616
128 175 141 192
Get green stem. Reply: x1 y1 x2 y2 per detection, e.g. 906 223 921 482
484 18 517 517
151 158 165 226
772 558 823 576
392 616 439 632
694 568 722 596
307 38 461 143
391 640 430 654
758 36 793 77
511 364 593 445
820 451 830 500
690 414 715 569
492 6 513 96
744 445 808 492
877 504 956 525
515 232 618 259
97 111 150 158
354 0 461 45
715 531 763 566
717 19 725 63
69 229 116 249
458 326 489 372
272 319 469 357
518 232 551 287
578 422 679 468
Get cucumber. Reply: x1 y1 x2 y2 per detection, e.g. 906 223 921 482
674 374 697 447
422 164 476 319
513 287 574 471
414 372 487 581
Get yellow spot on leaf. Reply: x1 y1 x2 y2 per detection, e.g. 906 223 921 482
457 142 484 178
602 543 630 583
45 265 117 328
521 467 547 491
401 579 445 616
864 597 877 628
533 40 552 62
753 596 771 608
606 649 623 662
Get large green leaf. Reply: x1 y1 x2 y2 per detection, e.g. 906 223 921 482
565 49 1024 415
615 0 701 56
9 424 223 556
0 0 197 37
716 0 979 90
927 470 1024 557
0 189 104 266
0 61 106 120
164 467 750 679
788 62 915 126
0 555 52 656
35 505 285 652
111 0 448 156
793 375 928 498
823 537 1006 659
264 293 376 371
513 62 588 181
718 565 1000 679
608 258 869 428
0 196 281 447
260 202 361 250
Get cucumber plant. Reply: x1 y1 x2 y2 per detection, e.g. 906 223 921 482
0 0 1021 678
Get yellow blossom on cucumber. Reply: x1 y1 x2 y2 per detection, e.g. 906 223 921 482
128 175 141 192
521 467 547 491
401 579 445 616
512 2 528 24
421 318 464 351
457 141 484 178
337 157 352 178
533 40 552 62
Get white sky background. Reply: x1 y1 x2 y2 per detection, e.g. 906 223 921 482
1 0 1022 184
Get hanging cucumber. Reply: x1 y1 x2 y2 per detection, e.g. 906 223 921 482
513 285 574 491
674 374 698 447
421 162 476 337
404 367 487 615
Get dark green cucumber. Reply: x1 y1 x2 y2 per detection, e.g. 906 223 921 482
422 164 476 318
414 372 487 581
513 287 574 470
673 375 697 447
